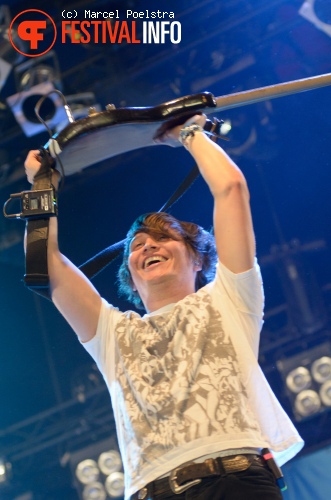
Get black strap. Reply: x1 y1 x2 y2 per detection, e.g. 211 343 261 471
24 151 55 298
158 165 200 213
24 218 50 287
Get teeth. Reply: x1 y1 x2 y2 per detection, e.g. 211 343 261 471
144 255 167 268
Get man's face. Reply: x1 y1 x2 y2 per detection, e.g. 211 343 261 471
128 230 200 299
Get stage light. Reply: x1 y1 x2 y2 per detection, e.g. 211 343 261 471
278 342 331 421
320 380 331 406
294 389 321 418
6 81 67 136
70 439 124 500
299 0 331 38
0 460 6 483
5 51 67 136
98 451 122 476
311 356 331 384
0 457 11 485
10 53 101 138
82 481 107 500
286 366 311 393
105 472 125 498
76 459 100 485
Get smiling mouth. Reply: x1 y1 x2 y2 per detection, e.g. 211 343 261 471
143 256 167 269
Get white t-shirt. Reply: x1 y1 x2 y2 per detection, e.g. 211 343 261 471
82 260 304 499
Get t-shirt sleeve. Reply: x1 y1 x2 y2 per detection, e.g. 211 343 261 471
214 258 264 318
212 259 264 357
80 297 120 374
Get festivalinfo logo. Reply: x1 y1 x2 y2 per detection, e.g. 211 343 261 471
9 8 181 57
9 9 57 57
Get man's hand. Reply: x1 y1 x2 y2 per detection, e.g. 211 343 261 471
155 114 207 145
24 150 42 184
168 114 207 141
25 149 60 189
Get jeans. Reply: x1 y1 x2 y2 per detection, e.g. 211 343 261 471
132 466 284 500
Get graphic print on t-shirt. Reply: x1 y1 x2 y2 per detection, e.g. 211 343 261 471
113 288 260 478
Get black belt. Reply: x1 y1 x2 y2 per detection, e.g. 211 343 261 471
131 453 267 499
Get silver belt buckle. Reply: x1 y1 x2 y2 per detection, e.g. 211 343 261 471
169 462 202 494
137 487 148 499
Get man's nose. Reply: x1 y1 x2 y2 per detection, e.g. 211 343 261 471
143 237 157 249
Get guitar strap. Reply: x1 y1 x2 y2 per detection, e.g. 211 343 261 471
24 152 56 299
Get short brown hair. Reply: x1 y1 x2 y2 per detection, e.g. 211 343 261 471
117 212 217 309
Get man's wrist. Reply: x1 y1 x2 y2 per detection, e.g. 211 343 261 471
179 123 204 149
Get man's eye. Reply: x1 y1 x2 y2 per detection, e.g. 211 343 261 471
130 241 142 251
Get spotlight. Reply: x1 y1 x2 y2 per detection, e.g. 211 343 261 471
6 81 67 136
311 356 331 383
5 51 66 136
300 0 331 38
0 457 11 485
105 472 125 498
278 342 331 421
0 460 6 484
286 366 311 393
294 389 321 417
82 481 107 500
76 459 100 485
98 451 122 476
319 380 331 406
70 439 124 500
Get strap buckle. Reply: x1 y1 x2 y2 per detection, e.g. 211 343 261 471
169 463 201 494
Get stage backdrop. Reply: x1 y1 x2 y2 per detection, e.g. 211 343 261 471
282 445 331 500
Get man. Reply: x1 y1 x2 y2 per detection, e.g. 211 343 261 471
24 115 303 500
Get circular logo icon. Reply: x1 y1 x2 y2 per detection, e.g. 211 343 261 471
9 9 57 58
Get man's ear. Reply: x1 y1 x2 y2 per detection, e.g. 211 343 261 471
193 259 202 272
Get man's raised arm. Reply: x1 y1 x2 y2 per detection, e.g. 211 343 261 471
24 150 101 342
166 116 255 273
